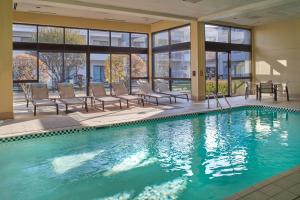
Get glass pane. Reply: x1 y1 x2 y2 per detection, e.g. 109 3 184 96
131 54 148 78
171 50 191 78
154 52 169 78
171 80 191 92
153 31 169 47
111 32 129 47
131 79 147 94
205 24 229 43
217 52 229 95
64 53 87 94
231 79 248 96
39 52 64 92
13 50 38 81
13 24 37 43
171 26 190 44
65 28 87 45
205 51 216 95
231 51 251 78
131 33 147 48
231 28 251 44
38 26 64 44
90 54 110 92
111 54 130 88
89 30 110 46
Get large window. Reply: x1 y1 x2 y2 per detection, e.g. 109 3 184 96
89 30 110 46
65 28 87 45
131 34 147 48
13 24 37 43
153 31 169 47
13 50 38 81
152 25 191 92
111 32 129 47
13 24 149 95
205 24 252 96
38 26 64 44
39 52 64 91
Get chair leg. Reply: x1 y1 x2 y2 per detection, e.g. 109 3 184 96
186 94 189 101
56 104 59 115
169 97 172 104
120 100 122 109
174 96 177 103
65 104 68 113
85 102 88 112
34 105 36 116
141 99 144 107
26 99 29 108
102 101 105 111
286 87 290 101
127 100 129 108
156 98 159 106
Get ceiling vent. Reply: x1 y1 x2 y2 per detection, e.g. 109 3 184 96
182 0 203 3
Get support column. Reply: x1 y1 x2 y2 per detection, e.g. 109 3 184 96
190 21 206 101
0 0 14 119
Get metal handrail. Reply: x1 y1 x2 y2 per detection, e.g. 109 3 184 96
207 93 231 110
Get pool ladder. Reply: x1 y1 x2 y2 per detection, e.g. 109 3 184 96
207 93 231 110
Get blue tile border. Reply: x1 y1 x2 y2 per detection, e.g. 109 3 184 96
0 105 299 143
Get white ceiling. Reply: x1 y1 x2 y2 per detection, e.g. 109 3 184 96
14 0 300 26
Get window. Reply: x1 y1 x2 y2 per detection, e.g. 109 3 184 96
205 51 217 95
89 30 110 46
111 32 129 47
13 24 37 43
153 31 169 47
131 54 148 78
171 26 190 44
111 54 130 87
38 26 64 44
171 80 191 92
13 50 38 81
65 28 87 45
131 33 147 48
231 79 249 96
64 53 87 94
154 53 169 78
205 24 229 43
231 51 251 78
39 52 64 91
231 28 251 44
171 50 191 78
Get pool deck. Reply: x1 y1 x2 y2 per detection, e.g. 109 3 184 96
1 94 300 200
225 166 300 200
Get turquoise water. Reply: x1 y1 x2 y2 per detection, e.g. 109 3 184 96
0 107 300 200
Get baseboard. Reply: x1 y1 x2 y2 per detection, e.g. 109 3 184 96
0 112 14 120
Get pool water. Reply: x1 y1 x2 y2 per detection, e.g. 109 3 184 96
0 107 300 200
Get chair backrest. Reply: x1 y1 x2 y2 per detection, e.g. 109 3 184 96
137 80 153 94
154 79 170 92
260 82 273 93
58 83 75 99
90 83 107 97
111 82 128 96
31 83 49 100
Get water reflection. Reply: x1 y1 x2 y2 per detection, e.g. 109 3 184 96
154 120 194 176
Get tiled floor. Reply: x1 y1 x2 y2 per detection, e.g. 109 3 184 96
1 94 300 200
225 166 300 200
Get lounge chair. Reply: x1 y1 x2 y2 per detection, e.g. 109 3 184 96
31 83 58 116
58 83 88 113
258 81 276 101
90 83 122 111
276 82 289 101
154 79 189 103
137 80 172 105
111 82 144 108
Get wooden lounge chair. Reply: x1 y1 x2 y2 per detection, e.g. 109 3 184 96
31 83 58 116
137 80 172 106
276 83 290 101
90 83 122 111
111 82 144 108
154 79 189 103
58 83 88 113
